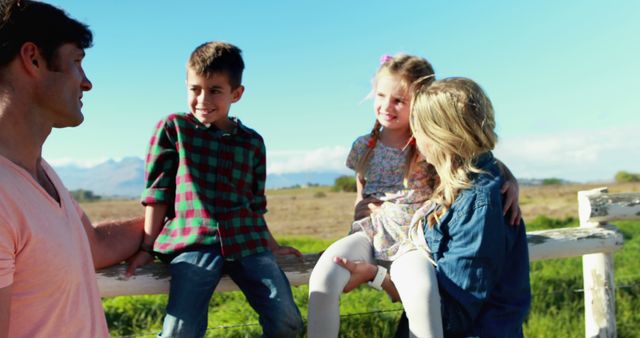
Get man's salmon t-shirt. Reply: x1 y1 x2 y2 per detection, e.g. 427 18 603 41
0 155 109 338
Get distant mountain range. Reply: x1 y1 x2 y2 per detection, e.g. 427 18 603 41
51 157 554 199
52 157 346 198
53 157 146 198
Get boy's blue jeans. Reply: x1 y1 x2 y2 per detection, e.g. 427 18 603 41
158 245 303 338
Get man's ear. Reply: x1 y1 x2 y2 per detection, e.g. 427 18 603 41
19 42 43 75
231 85 245 103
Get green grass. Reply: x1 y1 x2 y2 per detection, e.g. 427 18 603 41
522 217 640 338
104 219 640 337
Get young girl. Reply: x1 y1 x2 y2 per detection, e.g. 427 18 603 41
335 77 531 337
307 54 520 337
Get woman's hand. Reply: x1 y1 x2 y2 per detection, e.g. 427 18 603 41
334 256 401 301
333 256 378 292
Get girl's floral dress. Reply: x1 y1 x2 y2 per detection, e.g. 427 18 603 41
346 134 437 261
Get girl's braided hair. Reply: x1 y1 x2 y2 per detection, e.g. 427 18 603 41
355 54 435 183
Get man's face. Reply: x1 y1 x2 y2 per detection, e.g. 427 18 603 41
39 43 93 128
186 68 244 127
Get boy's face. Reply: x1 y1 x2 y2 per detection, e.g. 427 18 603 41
186 68 244 126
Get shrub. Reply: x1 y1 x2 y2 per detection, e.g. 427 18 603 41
541 178 564 186
70 189 101 202
313 191 327 198
615 171 640 183
333 175 357 192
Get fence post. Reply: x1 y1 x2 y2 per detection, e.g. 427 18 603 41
578 188 617 338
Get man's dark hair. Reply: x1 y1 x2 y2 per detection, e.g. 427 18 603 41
0 0 92 68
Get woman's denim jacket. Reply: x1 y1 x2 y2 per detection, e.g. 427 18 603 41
424 152 531 337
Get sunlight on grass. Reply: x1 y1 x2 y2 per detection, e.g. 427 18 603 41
97 183 640 337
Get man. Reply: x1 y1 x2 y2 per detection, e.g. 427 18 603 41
0 1 143 337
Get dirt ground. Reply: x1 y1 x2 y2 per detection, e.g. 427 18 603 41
81 182 640 240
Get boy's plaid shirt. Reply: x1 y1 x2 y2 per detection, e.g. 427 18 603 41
140 113 271 259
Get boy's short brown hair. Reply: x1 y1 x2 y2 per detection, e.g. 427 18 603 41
187 41 244 89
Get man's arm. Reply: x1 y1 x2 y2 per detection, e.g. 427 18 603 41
80 212 144 269
495 159 521 224
0 285 11 338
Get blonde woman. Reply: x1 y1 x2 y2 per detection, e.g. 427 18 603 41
307 55 523 338
335 77 531 337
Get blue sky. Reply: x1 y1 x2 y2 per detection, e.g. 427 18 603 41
43 0 639 182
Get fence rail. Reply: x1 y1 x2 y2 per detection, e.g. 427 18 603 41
97 188 640 338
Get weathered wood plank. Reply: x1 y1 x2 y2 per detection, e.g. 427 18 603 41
579 187 640 223
527 225 623 261
582 252 616 338
97 226 623 298
97 253 321 298
579 187 622 337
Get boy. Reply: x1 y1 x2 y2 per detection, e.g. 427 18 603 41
127 41 303 338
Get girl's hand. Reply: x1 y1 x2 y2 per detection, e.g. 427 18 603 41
125 250 154 278
501 179 522 225
354 196 383 220
333 256 378 293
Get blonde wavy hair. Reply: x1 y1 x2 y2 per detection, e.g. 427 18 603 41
409 77 497 226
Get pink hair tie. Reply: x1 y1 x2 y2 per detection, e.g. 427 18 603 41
379 54 393 64
367 137 376 149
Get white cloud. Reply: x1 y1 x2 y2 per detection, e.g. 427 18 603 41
267 146 350 175
494 126 640 182
47 125 640 184
47 157 111 168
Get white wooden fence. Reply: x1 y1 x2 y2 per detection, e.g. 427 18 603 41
97 187 640 338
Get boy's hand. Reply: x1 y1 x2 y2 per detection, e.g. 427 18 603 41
124 251 154 278
271 245 303 258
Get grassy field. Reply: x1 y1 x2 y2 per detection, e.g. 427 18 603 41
83 181 640 337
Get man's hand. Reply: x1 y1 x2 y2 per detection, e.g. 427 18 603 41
500 179 522 225
124 251 154 278
333 256 378 293
354 196 383 221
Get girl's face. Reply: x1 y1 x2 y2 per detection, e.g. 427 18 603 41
374 74 411 132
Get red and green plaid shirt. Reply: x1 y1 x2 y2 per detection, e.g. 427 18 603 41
140 113 271 259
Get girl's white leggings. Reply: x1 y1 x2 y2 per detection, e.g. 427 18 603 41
307 232 443 338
